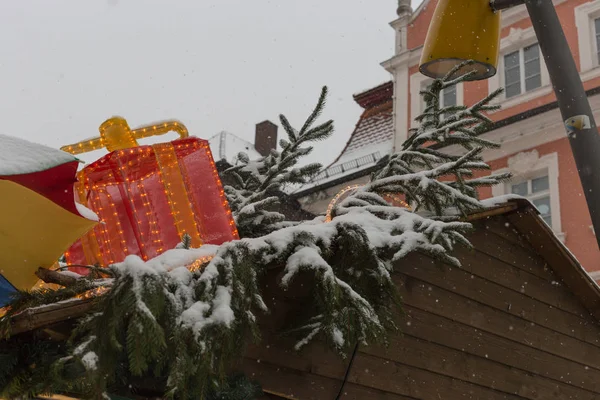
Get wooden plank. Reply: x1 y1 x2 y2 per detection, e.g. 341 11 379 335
244 333 347 378
396 273 600 369
245 336 414 399
10 298 95 335
399 306 600 392
448 246 587 316
472 215 534 251
398 253 600 347
346 352 527 399
465 203 520 222
361 334 598 399
338 382 417 400
240 358 342 400
466 229 553 281
507 209 600 322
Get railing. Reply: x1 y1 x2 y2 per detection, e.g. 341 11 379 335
311 151 382 182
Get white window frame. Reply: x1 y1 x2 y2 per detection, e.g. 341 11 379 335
575 0 600 76
503 44 543 99
491 151 564 242
409 73 463 128
488 26 552 109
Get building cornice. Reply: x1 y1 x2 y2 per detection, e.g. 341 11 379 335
381 46 422 72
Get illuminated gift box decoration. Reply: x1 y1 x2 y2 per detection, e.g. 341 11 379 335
61 117 238 270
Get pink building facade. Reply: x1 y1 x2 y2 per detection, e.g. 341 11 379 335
296 0 600 277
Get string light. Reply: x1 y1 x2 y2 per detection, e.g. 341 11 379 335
62 117 239 268
187 255 215 273
60 118 189 155
204 142 239 238
75 285 110 300
380 192 411 209
325 185 411 223
325 185 361 222
154 143 204 248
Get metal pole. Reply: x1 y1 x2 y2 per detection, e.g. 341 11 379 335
524 0 600 248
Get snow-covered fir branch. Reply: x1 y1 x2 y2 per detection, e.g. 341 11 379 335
222 87 333 238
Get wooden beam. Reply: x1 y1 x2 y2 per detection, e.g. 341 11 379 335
35 267 78 287
10 298 96 336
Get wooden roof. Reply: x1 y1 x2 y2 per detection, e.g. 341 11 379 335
245 199 600 399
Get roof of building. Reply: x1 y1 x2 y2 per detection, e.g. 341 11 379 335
293 81 394 195
208 131 261 164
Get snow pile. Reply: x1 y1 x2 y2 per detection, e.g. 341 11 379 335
75 201 99 221
81 352 99 370
0 134 78 176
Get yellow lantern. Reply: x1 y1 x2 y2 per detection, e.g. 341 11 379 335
419 0 501 81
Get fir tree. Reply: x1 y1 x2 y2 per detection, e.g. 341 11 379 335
369 60 511 217
222 87 332 238
0 63 509 399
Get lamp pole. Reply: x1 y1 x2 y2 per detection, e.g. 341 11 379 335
493 0 600 247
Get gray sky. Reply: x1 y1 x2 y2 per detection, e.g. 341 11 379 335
0 0 423 167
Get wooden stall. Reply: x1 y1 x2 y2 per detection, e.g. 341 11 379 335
244 200 600 400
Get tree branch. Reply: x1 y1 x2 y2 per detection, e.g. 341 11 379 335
35 267 78 287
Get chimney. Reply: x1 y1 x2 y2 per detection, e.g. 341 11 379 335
255 120 278 156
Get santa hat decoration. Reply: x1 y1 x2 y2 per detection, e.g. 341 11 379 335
0 134 98 306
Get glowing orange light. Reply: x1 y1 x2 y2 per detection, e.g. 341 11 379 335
325 186 411 223
187 255 215 273
324 185 361 222
63 117 239 268
60 117 190 155
75 285 110 299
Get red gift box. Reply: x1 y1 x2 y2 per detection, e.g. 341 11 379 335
64 135 238 270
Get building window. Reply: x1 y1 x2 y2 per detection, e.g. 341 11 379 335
510 175 552 226
575 1 600 73
410 73 463 127
420 81 457 113
504 43 542 98
491 151 563 241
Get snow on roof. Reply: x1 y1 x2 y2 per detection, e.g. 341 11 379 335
294 84 394 193
0 134 79 176
208 131 262 164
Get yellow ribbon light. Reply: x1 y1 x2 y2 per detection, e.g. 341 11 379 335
61 117 189 155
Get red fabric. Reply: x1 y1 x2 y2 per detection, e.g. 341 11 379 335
0 161 80 215
66 138 238 269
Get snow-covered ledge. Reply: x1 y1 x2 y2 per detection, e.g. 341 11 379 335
588 270 600 282
491 150 565 243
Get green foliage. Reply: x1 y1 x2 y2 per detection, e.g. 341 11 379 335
370 60 511 216
178 233 192 250
206 373 263 400
0 333 90 398
223 86 333 238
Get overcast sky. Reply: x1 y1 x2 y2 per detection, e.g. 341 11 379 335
0 0 423 166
